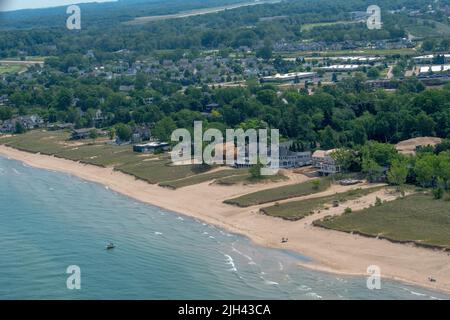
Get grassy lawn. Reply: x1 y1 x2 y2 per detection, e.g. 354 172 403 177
314 193 450 250
261 186 385 221
0 130 219 184
223 177 331 207
407 19 450 38
301 21 357 32
0 64 25 74
280 48 417 58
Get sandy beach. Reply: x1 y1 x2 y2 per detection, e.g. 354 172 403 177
1 144 449 294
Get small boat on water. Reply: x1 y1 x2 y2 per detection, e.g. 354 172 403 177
106 242 115 250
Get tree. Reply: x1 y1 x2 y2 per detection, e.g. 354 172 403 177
331 148 358 173
387 158 408 189
256 46 272 60
0 107 12 121
14 122 26 134
311 179 321 190
436 151 450 190
362 157 382 182
108 128 116 140
320 126 338 149
331 73 338 82
115 123 132 142
422 39 436 51
367 67 380 79
152 117 177 142
89 129 99 142
414 156 435 187
249 162 263 179
55 88 72 110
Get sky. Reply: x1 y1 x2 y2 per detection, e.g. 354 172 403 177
0 0 116 12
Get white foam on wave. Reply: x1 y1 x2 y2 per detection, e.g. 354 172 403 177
306 292 323 299
231 246 254 264
409 291 427 297
224 254 237 272
298 285 311 291
177 217 184 221
12 168 21 175
402 287 428 297
264 280 279 286
154 232 163 235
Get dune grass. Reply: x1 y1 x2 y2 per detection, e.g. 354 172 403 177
314 193 450 250
215 171 288 186
261 186 385 221
158 168 249 189
1 130 215 184
223 177 331 207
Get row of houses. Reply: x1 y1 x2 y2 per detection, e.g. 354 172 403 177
130 139 341 174
0 115 45 133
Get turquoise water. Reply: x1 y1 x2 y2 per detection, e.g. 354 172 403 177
0 156 448 300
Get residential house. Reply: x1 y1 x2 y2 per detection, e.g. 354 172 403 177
131 125 151 143
119 85 135 92
133 142 170 153
0 114 44 133
312 149 341 175
279 145 312 168
70 128 93 140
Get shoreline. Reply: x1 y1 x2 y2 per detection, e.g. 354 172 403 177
1 144 449 294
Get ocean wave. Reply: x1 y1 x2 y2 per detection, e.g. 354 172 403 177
298 285 312 291
264 280 279 286
224 254 237 272
306 292 323 299
231 246 254 264
402 287 428 297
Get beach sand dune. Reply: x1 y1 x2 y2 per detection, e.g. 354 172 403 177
1 145 449 293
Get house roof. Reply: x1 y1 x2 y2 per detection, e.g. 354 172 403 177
312 149 337 158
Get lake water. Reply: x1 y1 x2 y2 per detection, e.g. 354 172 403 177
0 156 448 300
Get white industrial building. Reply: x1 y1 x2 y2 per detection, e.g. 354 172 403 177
261 72 316 83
